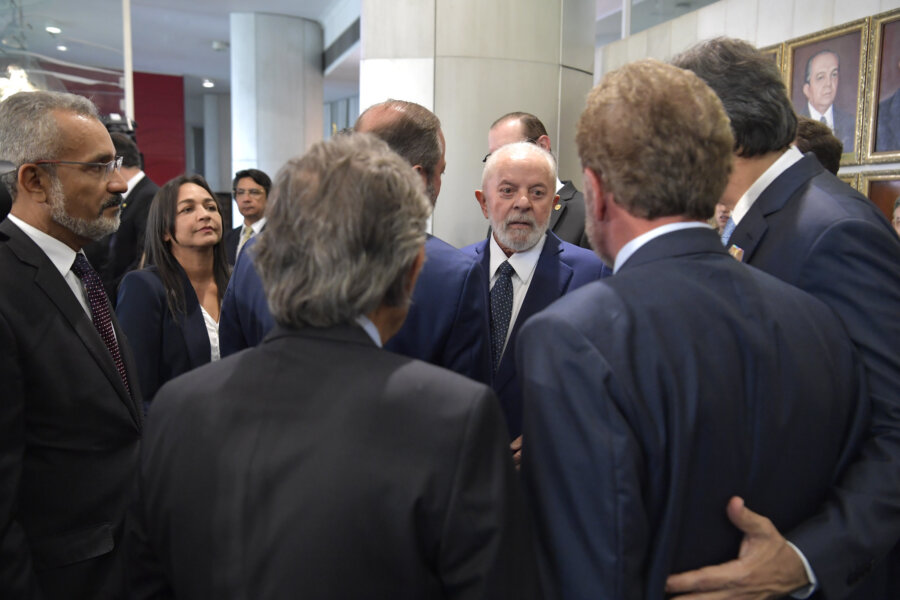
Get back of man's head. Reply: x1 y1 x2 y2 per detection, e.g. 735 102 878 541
0 91 99 200
354 99 443 178
255 133 431 329
795 116 843 174
110 132 142 169
671 37 797 158
490 112 548 142
577 59 733 221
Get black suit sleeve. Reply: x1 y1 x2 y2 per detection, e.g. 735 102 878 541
0 310 41 598
116 272 165 406
438 387 539 600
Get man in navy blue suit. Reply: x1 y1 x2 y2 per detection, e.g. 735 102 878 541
668 37 900 599
219 100 492 386
520 58 868 600
461 142 607 459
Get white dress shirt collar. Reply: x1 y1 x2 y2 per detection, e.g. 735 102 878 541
123 170 146 200
355 315 382 347
614 221 711 273
806 102 834 129
730 145 804 226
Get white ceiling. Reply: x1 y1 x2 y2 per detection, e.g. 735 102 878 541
0 0 357 100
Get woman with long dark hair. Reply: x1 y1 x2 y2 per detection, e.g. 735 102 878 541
116 173 230 409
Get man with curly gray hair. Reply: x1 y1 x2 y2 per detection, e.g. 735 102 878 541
128 133 536 599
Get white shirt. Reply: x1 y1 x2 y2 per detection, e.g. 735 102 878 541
731 146 804 226
355 315 382 347
806 102 835 130
199 305 220 361
6 214 91 316
123 170 146 201
236 217 267 258
488 233 546 356
614 222 711 273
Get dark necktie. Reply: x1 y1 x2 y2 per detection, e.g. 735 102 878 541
71 253 132 397
490 261 515 372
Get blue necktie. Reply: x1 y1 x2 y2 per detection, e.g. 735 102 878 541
721 217 736 246
490 261 515 372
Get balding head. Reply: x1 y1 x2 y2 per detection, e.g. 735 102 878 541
355 99 445 204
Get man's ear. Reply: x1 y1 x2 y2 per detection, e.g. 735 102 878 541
475 189 489 219
536 134 552 152
582 167 607 221
802 82 811 101
412 164 429 189
17 164 48 202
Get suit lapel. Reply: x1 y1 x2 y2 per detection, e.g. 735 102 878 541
728 155 820 263
550 181 576 231
175 265 212 368
494 234 573 390
3 221 142 425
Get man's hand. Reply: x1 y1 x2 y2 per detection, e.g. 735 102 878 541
510 435 522 469
665 497 810 599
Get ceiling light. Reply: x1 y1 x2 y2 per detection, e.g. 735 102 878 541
56 45 67 52
45 25 61 35
202 78 214 89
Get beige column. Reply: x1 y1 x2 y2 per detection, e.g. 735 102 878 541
230 13 324 182
360 0 594 248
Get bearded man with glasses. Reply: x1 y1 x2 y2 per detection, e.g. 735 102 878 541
0 90 143 599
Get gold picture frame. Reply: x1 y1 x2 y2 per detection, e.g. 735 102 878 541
859 169 900 226
838 172 859 190
864 9 900 163
785 18 869 166
759 43 784 73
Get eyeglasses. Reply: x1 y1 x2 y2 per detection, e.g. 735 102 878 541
234 188 265 198
34 156 123 177
482 138 537 163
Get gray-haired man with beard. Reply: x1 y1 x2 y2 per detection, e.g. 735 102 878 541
461 142 608 463
0 91 143 598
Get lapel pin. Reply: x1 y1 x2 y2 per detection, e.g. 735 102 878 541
729 245 744 262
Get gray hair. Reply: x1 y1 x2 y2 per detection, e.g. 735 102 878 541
254 133 432 328
482 141 556 189
0 91 100 200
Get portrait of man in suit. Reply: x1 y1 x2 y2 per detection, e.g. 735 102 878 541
127 133 535 599
874 17 900 153
520 57 868 600
462 142 607 460
789 31 863 155
0 91 143 598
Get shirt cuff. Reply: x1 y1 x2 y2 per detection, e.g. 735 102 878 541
786 540 818 598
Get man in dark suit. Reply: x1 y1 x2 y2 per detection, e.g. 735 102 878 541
520 58 868 600
668 37 900 599
461 142 607 456
220 100 492 386
127 133 536 599
0 91 143 598
486 112 590 248
103 132 158 299
223 168 270 265
798 49 855 152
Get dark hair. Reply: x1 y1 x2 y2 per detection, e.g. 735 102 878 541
110 132 142 168
805 50 839 83
671 37 797 158
232 168 272 195
354 99 443 178
144 174 231 317
491 112 548 142
795 116 842 175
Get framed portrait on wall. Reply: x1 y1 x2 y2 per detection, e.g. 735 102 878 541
864 9 900 162
759 43 784 72
860 170 900 234
785 19 869 165
838 172 859 190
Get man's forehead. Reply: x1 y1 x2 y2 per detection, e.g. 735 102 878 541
489 153 554 184
53 109 113 157
812 52 839 70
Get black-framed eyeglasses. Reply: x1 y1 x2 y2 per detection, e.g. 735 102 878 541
482 138 537 163
34 156 123 177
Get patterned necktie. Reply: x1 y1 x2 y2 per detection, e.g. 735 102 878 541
237 225 254 256
820 115 828 126
490 261 515 372
721 217 736 246
71 253 132 397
